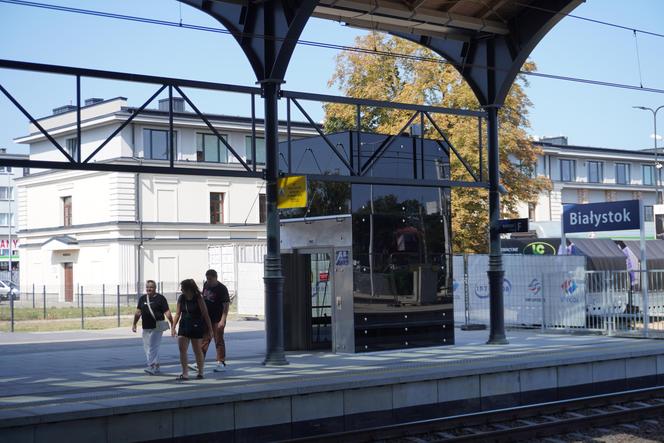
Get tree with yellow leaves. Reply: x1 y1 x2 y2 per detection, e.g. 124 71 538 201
324 32 550 253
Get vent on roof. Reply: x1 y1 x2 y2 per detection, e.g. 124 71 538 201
158 97 185 113
540 136 568 146
84 98 104 106
52 105 78 115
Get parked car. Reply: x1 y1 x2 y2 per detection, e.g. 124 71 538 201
0 280 19 301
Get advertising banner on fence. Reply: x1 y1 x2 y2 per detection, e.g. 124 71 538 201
453 255 586 327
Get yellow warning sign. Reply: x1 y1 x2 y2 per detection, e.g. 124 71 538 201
277 176 307 209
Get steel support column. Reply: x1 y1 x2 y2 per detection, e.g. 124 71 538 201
486 106 507 344
262 80 287 366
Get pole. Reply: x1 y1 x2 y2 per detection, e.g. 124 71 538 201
32 283 35 309
486 105 507 344
102 283 105 316
640 200 649 335
261 79 288 366
116 284 120 327
80 286 84 329
9 282 14 332
42 285 46 319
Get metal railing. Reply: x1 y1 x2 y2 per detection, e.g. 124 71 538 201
0 281 238 332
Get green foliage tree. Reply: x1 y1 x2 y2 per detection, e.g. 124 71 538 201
324 32 550 253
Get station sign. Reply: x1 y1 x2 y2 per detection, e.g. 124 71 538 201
277 175 307 209
562 200 640 233
498 218 529 234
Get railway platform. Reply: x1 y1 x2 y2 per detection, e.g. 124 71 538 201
1 323 663 442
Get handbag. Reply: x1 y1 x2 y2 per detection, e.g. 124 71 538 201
145 295 170 332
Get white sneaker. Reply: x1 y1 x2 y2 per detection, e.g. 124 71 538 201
144 367 155 375
213 362 226 372
187 363 198 372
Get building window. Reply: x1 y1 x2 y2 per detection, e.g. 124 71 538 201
22 167 29 177
588 161 603 183
528 203 536 222
143 129 177 160
259 193 266 223
65 137 79 159
643 164 655 186
0 187 12 200
245 136 266 165
0 167 12 173
0 213 14 226
644 205 654 222
196 133 228 163
560 159 576 182
210 192 225 224
62 196 72 226
616 163 630 185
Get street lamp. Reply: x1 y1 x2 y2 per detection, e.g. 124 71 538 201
634 105 664 204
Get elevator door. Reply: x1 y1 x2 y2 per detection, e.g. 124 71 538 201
309 252 332 350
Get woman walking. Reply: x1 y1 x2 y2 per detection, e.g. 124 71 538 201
172 279 213 380
132 280 173 375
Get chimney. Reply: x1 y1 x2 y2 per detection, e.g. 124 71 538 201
158 97 185 113
539 135 568 146
84 98 104 106
52 105 78 115
0 148 6 154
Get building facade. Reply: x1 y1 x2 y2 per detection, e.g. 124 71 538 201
517 136 660 238
0 150 28 281
14 97 314 307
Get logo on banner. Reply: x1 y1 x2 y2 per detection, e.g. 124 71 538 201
524 241 557 255
528 278 542 296
561 279 577 295
474 279 511 299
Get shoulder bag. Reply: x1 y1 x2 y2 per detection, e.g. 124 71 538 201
145 296 170 332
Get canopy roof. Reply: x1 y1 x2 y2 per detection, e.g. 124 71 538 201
181 0 582 105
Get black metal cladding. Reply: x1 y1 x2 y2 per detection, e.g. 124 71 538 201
352 133 453 352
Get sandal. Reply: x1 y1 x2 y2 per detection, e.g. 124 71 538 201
196 374 204 380
176 374 189 381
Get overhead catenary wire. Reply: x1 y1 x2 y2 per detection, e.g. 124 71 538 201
2 0 664 96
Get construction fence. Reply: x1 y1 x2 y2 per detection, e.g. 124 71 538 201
453 254 664 338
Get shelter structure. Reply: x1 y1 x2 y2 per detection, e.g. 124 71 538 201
0 0 583 364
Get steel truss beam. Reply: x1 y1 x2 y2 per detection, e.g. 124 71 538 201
0 158 263 178
0 58 484 185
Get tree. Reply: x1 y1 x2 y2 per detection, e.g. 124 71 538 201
324 32 550 253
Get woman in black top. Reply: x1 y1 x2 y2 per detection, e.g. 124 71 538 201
131 280 173 375
171 279 213 380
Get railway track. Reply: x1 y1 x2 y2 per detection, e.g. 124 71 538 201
286 386 664 443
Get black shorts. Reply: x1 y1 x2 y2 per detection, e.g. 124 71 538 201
178 317 205 339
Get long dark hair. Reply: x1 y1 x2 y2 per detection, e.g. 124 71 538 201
180 279 202 299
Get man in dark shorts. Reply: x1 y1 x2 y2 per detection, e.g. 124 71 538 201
200 269 230 372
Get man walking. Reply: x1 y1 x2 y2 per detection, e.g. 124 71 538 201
200 269 230 372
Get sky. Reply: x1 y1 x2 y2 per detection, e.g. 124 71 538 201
1 0 664 154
